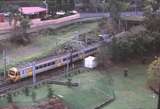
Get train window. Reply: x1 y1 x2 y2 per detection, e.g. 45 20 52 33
47 63 50 66
48 62 54 66
85 48 97 53
51 61 55 65
44 64 47 67
39 65 43 69
72 54 78 58
47 63 51 66
63 58 67 61
36 66 39 70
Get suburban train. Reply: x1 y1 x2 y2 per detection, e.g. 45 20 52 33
8 43 100 82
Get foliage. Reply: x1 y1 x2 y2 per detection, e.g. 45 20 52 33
24 87 30 96
31 91 36 102
79 0 130 13
47 85 54 99
7 93 13 103
11 16 31 45
107 0 129 32
20 16 30 34
144 14 160 32
47 0 74 14
108 29 159 61
97 43 111 68
0 0 5 12
148 57 160 88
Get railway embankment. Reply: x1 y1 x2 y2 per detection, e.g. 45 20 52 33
0 21 100 74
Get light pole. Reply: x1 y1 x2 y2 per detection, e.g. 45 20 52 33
134 0 137 15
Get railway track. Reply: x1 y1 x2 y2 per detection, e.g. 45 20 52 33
0 61 83 96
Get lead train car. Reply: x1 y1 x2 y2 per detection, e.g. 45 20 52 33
8 44 100 82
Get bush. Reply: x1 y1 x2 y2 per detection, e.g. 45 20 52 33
47 85 54 99
108 30 160 61
7 93 13 103
24 87 30 96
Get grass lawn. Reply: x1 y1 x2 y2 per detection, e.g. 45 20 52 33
102 64 157 109
0 64 156 109
0 69 114 108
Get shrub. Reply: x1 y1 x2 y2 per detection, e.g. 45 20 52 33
108 30 160 61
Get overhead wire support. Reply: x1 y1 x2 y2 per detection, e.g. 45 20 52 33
32 62 36 85
3 49 7 79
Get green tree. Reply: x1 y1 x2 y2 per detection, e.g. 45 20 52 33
7 93 13 103
31 91 36 102
6 5 20 27
144 0 160 12
144 13 160 32
67 78 72 87
24 87 30 96
19 16 31 43
20 16 30 34
107 0 129 32
0 0 5 11
47 85 54 98
108 30 154 61
11 16 31 44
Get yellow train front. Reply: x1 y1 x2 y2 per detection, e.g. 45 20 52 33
8 66 33 82
8 43 99 82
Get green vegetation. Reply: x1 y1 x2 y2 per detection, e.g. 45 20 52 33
0 64 157 109
31 91 36 102
47 85 54 99
108 27 160 61
102 64 157 109
0 69 114 108
6 93 13 103
0 22 98 74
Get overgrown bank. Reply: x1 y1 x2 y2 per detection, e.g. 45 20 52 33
0 21 99 74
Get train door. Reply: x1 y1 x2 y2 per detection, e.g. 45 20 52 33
20 67 32 79
27 67 33 77
79 51 85 59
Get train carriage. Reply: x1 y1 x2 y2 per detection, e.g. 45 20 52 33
8 43 100 82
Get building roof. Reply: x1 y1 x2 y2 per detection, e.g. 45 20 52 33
18 7 47 15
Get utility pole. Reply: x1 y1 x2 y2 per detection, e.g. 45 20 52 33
32 62 36 85
3 49 7 79
134 0 137 15
66 47 73 77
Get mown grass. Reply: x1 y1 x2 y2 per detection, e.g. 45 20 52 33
0 69 114 108
0 64 157 109
102 64 157 109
